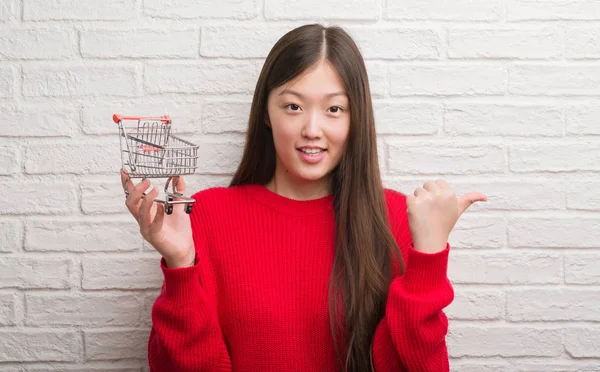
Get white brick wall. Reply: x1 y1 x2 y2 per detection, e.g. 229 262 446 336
1 0 599 370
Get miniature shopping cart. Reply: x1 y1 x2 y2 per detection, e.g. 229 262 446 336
113 114 199 215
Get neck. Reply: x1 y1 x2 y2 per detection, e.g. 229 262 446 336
266 167 331 201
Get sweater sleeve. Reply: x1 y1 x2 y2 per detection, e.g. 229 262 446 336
372 191 454 372
148 193 232 372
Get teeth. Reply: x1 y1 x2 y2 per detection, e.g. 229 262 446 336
301 148 323 154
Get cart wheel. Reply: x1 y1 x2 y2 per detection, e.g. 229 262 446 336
185 204 193 214
166 205 174 215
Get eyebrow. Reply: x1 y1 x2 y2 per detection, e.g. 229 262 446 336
278 88 347 99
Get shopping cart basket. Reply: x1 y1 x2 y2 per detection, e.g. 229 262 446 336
113 114 199 215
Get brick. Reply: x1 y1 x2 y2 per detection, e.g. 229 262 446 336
201 25 290 58
0 1 15 22
365 62 387 97
444 103 563 137
0 366 22 372
566 103 600 135
0 257 73 289
0 330 81 361
83 99 202 135
508 289 600 321
265 0 379 20
0 28 76 60
23 65 137 98
374 101 441 135
565 327 600 357
448 215 505 249
449 252 561 284
0 182 76 215
140 293 157 326
507 0 600 21
84 329 148 360
81 180 130 214
386 0 503 21
82 256 162 289
0 221 22 253
567 180 600 211
0 293 17 325
81 29 199 59
387 142 505 175
509 65 600 95
450 180 565 211
381 178 435 196
0 67 14 97
390 65 505 96
25 141 120 175
24 367 142 372
144 0 256 19
565 253 600 284
195 140 244 174
0 144 19 175
448 326 562 357
26 293 140 326
445 289 504 320
509 217 600 248
517 363 600 372
448 362 508 372
347 27 441 60
24 0 135 21
377 138 386 175
202 99 251 134
510 143 600 172
144 61 261 95
448 28 561 59
566 26 600 59
0 366 23 372
0 103 78 137
25 220 140 252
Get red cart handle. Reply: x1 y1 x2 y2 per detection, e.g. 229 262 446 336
113 114 171 124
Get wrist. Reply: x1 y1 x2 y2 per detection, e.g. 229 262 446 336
165 248 196 269
413 239 447 254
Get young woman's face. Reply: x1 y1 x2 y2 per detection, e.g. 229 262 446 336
266 60 351 188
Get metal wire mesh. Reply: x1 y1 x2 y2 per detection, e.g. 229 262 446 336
119 119 198 178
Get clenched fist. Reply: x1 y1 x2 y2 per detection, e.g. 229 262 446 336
406 180 487 254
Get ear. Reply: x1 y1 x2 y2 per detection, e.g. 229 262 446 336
265 114 271 128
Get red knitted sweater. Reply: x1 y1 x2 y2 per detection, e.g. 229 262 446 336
148 184 454 371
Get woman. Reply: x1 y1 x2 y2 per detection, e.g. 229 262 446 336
120 23 486 372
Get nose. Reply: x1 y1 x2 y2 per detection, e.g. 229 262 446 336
301 111 322 139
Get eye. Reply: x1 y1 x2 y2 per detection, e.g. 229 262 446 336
285 104 302 112
328 106 344 114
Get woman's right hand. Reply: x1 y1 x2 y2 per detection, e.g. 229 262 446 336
120 169 195 268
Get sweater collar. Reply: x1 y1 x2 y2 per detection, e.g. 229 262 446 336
244 184 334 216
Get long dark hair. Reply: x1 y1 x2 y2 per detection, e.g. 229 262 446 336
229 24 404 371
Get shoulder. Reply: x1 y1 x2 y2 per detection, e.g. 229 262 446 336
383 188 408 221
191 185 246 205
188 185 250 220
187 186 251 238
384 188 407 206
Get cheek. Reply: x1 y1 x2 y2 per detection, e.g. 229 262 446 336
329 120 350 149
270 119 298 153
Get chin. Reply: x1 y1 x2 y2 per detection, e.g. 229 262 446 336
293 166 333 183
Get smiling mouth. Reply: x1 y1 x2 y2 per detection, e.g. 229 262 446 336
298 148 326 156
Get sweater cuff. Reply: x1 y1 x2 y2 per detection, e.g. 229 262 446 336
402 242 450 294
160 256 202 302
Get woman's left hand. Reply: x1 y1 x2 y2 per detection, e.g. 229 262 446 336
406 180 487 254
